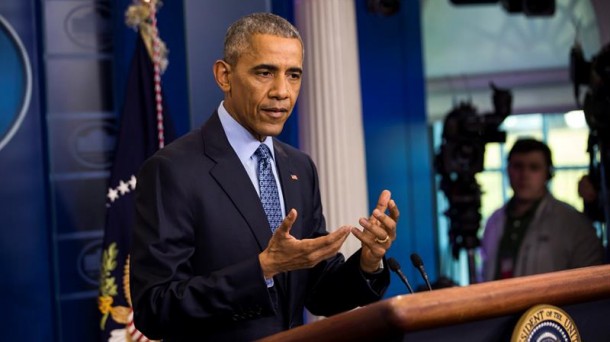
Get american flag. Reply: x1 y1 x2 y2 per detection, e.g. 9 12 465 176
97 31 174 342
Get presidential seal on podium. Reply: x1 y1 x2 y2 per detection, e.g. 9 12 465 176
512 304 580 342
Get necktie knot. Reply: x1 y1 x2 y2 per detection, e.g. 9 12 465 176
255 144 272 162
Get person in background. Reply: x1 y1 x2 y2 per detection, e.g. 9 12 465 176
578 173 607 223
130 12 399 341
577 171 608 263
481 138 603 281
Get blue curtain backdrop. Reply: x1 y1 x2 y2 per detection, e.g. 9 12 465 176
355 0 437 295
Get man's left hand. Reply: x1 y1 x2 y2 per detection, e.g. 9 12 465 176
351 190 399 273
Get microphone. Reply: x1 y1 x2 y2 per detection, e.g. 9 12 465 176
387 257 414 294
410 253 432 291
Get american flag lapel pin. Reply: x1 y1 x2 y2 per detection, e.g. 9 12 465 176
290 174 298 181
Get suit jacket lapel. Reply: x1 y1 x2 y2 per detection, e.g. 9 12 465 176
202 112 272 250
273 140 303 238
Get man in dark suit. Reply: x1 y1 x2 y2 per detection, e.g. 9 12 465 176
130 12 399 341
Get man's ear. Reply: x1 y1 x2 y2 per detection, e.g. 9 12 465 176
213 60 231 92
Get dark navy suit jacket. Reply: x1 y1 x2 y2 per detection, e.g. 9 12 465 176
130 112 389 341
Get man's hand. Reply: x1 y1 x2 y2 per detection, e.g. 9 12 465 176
351 190 399 273
259 209 351 279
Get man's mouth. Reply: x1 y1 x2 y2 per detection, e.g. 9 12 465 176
261 107 288 118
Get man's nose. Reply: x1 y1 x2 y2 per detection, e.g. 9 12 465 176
269 76 290 99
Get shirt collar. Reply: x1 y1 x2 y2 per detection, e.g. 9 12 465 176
217 101 275 162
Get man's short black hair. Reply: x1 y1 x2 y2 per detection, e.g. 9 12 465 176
508 138 554 180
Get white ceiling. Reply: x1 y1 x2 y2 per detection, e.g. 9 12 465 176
422 0 603 121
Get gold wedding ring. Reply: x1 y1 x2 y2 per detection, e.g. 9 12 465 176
375 235 390 244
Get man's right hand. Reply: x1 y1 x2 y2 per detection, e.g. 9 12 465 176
258 209 350 279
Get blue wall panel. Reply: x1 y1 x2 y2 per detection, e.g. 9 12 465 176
0 0 55 339
184 0 270 129
43 0 115 339
356 0 438 296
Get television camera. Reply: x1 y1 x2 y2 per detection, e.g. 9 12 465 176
435 83 512 283
571 42 610 252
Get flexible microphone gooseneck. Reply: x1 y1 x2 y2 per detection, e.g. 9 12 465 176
410 253 432 291
387 257 414 294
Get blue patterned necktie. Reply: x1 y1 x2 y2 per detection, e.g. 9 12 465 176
255 144 282 232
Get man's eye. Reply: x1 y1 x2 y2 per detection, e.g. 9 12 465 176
258 71 272 77
289 73 301 80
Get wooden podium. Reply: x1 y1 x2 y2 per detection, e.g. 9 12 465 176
258 265 610 342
